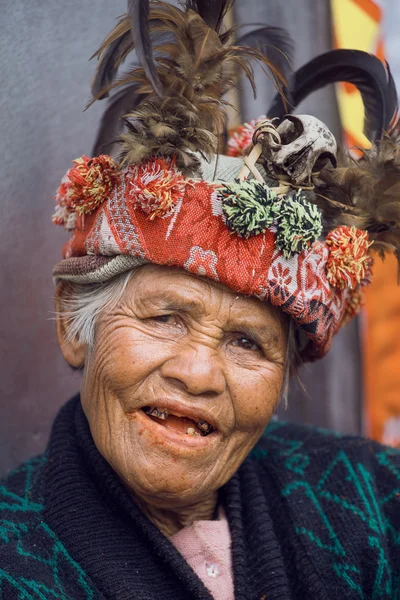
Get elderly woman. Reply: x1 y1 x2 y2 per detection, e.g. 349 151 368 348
1 1 400 599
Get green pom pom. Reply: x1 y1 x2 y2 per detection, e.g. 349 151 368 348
273 191 323 258
220 180 277 239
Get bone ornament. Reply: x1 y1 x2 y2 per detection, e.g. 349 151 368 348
259 115 337 185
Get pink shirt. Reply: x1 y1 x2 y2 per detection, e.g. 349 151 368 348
170 509 234 599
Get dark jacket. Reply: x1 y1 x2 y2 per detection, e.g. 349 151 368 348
0 395 399 599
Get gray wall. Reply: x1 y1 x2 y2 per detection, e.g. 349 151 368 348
383 1 400 84
0 0 126 476
2 0 397 476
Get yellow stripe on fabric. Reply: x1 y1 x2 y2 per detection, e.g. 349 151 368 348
331 0 400 448
332 0 380 51
331 0 382 148
336 88 370 147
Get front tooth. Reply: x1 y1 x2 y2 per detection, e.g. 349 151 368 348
187 427 197 436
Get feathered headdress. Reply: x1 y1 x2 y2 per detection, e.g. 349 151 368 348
52 0 400 360
267 49 400 269
89 0 293 173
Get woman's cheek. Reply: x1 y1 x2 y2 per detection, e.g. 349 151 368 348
229 366 282 431
93 322 171 387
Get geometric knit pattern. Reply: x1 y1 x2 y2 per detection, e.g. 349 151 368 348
1 396 399 599
253 420 400 599
0 456 96 600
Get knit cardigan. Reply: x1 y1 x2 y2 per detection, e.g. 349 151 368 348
0 395 399 600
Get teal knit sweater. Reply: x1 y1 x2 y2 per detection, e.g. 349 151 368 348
0 396 399 599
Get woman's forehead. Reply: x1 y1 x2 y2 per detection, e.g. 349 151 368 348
132 265 250 304
128 265 285 328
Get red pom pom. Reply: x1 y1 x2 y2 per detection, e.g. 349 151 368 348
326 226 373 290
126 157 187 220
53 155 118 228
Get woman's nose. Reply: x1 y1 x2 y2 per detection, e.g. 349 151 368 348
160 343 226 396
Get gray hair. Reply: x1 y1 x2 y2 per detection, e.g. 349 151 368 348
58 270 138 348
57 269 301 404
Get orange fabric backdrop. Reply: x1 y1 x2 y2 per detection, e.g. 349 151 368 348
364 256 400 446
332 0 400 445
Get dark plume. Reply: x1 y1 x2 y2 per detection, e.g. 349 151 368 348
314 139 400 268
268 49 398 144
127 0 163 97
91 21 132 99
266 47 400 267
92 84 144 156
185 0 233 32
90 0 290 174
236 26 293 88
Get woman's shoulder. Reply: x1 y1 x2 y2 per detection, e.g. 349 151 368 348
0 455 48 594
0 454 47 544
0 453 97 599
251 419 400 487
251 419 400 520
0 453 47 522
250 419 400 545
253 418 400 465
247 421 400 597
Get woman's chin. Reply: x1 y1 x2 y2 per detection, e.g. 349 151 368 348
93 410 226 504
119 459 215 506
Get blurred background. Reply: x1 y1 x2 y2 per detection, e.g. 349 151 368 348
1 0 399 476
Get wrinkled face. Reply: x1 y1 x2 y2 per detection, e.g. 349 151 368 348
66 265 288 508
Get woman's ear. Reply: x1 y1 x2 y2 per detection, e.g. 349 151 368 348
54 282 86 368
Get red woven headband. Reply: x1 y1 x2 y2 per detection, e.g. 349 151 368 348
52 120 373 360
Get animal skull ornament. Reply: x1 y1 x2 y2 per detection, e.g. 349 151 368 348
259 115 337 185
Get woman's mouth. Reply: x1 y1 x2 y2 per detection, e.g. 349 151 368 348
142 406 215 437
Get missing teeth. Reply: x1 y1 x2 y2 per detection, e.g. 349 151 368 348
196 419 214 435
143 406 169 420
143 407 215 436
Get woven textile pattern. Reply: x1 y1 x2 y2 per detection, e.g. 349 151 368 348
0 397 399 599
57 168 350 359
0 456 95 599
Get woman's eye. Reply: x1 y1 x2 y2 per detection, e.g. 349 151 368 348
150 314 175 324
233 336 260 351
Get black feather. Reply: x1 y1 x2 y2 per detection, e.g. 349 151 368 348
91 31 132 98
268 49 398 143
184 0 233 32
235 26 294 84
128 0 163 97
92 84 144 156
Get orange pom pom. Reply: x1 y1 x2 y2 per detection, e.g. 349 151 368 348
66 155 118 215
53 155 118 228
326 226 373 290
127 157 186 220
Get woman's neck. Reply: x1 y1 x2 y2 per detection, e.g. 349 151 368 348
132 491 219 537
